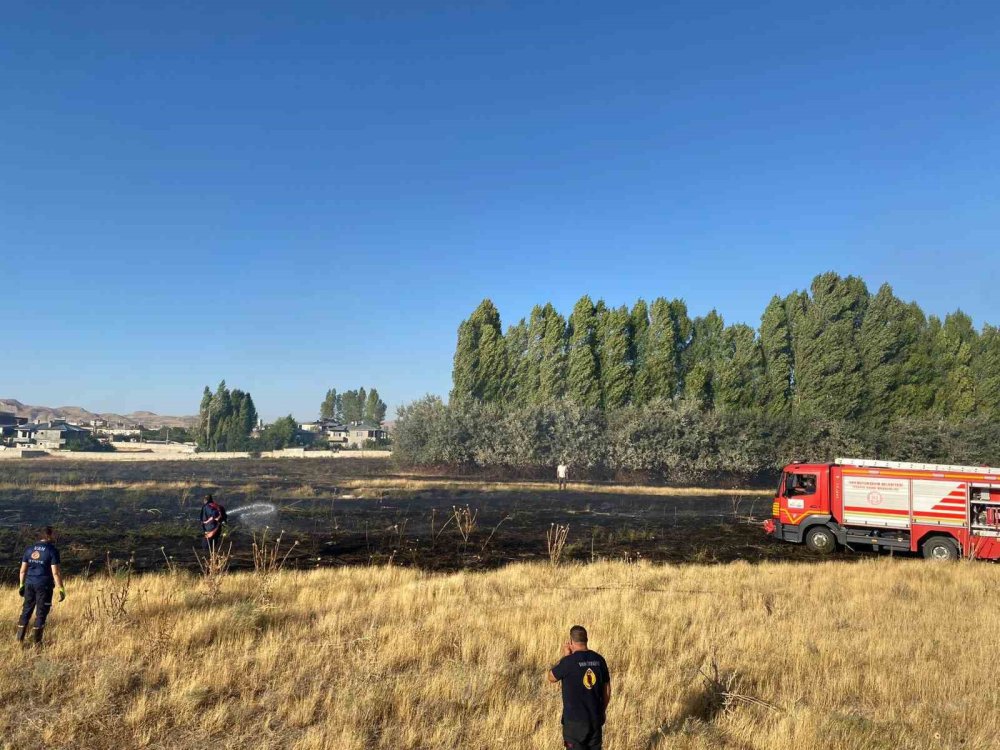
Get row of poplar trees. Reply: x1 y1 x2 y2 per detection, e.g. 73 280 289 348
320 387 388 425
198 381 259 451
451 272 1000 424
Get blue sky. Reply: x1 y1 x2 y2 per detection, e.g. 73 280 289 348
3 2 999 420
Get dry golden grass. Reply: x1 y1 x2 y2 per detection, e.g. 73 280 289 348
339 477 773 498
0 480 210 493
0 463 970 746
2 558 993 750
0 477 768 499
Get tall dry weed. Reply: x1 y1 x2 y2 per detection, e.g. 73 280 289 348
547 523 570 566
251 528 297 604
194 542 232 601
83 553 135 625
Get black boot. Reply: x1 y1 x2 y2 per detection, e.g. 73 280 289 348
15 625 26 643
32 627 43 646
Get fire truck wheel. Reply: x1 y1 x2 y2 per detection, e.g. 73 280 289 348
804 526 837 554
921 536 959 561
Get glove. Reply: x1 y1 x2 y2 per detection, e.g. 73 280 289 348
58 587 66 602
18 584 24 597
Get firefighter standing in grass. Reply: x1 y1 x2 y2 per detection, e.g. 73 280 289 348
16 526 65 646
200 494 227 553
548 625 611 750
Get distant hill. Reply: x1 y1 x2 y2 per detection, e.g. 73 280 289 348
0 399 198 429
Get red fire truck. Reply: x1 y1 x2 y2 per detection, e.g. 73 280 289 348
763 457 1000 560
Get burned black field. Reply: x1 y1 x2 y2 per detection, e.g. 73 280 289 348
0 458 822 582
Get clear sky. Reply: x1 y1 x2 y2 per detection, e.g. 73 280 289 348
3 2 999 420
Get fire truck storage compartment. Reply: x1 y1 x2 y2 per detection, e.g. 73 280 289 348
971 485 1000 535
839 526 910 551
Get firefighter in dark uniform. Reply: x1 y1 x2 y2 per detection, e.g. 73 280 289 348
16 526 65 646
547 625 611 750
200 494 226 553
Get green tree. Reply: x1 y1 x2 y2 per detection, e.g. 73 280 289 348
630 300 651 404
238 392 258 437
341 390 363 423
391 396 449 464
858 284 917 425
715 323 764 412
792 273 868 419
639 298 681 402
259 415 299 450
450 299 508 403
537 304 568 401
759 295 793 415
451 318 478 403
682 311 726 408
477 302 508 403
198 386 213 448
227 389 255 449
504 319 531 404
670 299 693 371
197 381 257 451
364 388 388 425
209 380 233 450
566 295 601 408
932 311 977 420
598 305 634 409
320 389 340 421
975 325 1000 420
890 304 936 418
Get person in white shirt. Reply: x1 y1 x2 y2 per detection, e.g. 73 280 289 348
557 463 569 491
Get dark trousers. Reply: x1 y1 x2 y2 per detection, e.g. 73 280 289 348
203 533 223 554
19 582 54 630
563 721 602 750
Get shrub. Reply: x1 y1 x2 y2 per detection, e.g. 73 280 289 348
392 396 1000 483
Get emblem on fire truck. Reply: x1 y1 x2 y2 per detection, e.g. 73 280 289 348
867 490 883 505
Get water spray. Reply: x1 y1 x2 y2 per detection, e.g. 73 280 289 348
227 503 277 519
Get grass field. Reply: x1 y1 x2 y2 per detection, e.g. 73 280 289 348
1 556 994 750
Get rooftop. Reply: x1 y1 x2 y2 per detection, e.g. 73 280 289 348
21 421 92 433
348 421 385 430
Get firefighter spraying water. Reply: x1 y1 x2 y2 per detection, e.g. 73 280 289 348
198 497 277 552
200 494 227 553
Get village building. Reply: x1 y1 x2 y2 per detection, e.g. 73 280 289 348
346 421 389 448
94 424 143 441
16 421 93 450
0 412 29 446
299 419 351 447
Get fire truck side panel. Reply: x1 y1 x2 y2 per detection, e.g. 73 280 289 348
839 472 910 529
967 535 1000 560
911 480 967 527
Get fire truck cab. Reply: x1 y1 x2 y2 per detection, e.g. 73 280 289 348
764 457 1000 561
